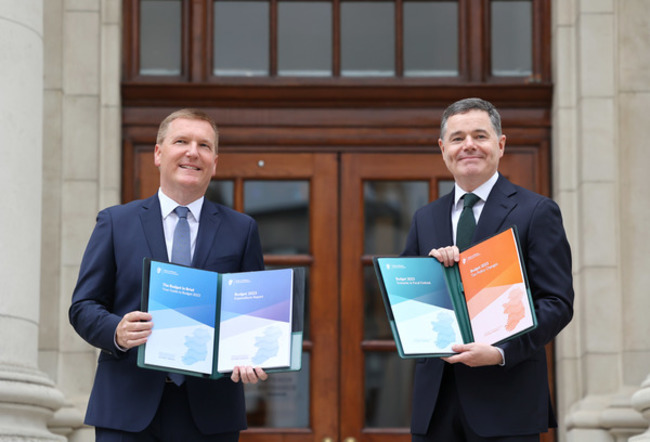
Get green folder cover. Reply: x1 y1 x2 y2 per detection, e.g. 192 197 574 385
373 227 537 358
137 258 306 379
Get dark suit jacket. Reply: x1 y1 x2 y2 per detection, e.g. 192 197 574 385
402 174 574 437
69 195 264 433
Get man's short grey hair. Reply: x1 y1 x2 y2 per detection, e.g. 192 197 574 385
440 98 502 139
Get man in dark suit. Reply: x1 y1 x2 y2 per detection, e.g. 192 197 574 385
402 98 574 441
69 109 267 441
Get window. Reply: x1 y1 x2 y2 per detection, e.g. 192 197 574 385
139 0 183 76
491 0 533 76
278 2 333 76
124 0 546 83
213 1 270 76
404 1 458 77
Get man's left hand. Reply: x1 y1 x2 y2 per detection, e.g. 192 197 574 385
441 343 503 367
231 366 268 384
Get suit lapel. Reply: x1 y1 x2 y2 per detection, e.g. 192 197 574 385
193 200 222 267
435 192 455 246
474 175 517 241
139 195 169 262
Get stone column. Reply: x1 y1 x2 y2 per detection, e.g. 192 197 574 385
630 376 650 441
0 1 65 440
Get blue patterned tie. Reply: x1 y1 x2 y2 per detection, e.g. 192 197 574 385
168 206 190 386
171 206 191 266
456 193 480 251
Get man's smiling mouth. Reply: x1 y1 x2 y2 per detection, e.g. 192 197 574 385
180 165 200 171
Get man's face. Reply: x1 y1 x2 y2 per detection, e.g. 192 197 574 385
439 109 505 191
154 118 218 203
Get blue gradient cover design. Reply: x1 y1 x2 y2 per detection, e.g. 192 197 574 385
144 262 217 375
217 268 293 372
377 258 462 354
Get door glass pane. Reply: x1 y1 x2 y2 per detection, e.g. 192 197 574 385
404 1 458 77
206 180 234 207
364 181 429 255
140 0 182 75
278 2 332 76
491 0 533 76
365 352 414 427
245 353 310 427
244 181 310 254
341 2 395 76
438 179 455 199
213 1 269 76
364 265 392 340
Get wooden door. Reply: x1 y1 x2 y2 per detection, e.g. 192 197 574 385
339 152 554 442
133 149 554 442
135 151 340 441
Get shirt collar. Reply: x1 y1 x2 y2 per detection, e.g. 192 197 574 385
157 188 204 221
453 172 499 206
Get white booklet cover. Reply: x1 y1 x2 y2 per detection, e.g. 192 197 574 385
216 268 294 373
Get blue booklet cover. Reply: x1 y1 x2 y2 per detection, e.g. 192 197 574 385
375 257 463 356
138 259 305 379
143 262 218 375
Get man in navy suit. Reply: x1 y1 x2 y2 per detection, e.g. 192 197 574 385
70 109 267 441
403 98 574 441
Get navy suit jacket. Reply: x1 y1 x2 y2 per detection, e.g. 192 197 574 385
402 174 574 437
69 195 264 433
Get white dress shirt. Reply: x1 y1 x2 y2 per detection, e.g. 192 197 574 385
451 172 499 246
158 189 204 262
450 172 505 364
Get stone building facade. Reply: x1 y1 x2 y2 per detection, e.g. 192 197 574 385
0 0 649 440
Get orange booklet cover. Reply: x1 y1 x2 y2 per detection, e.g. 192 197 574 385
457 227 536 345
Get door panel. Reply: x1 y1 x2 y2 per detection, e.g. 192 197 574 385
136 151 339 441
340 153 448 442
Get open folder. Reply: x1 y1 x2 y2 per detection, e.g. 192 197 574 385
137 258 305 379
373 227 537 358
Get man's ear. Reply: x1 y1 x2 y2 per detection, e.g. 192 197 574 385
154 144 161 167
498 134 506 157
211 155 219 176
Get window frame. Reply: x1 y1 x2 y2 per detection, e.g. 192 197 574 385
122 0 550 86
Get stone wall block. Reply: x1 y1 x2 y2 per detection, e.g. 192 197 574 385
579 13 615 97
619 0 650 91
63 10 100 95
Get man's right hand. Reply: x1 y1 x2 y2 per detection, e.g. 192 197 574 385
116 311 153 349
428 245 461 267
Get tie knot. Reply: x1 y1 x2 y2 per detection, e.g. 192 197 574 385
463 193 480 209
175 206 189 219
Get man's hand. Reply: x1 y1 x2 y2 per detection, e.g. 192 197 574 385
429 246 460 267
231 366 268 384
441 343 504 367
116 311 153 349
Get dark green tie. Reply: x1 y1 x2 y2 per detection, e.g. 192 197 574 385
456 193 480 251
